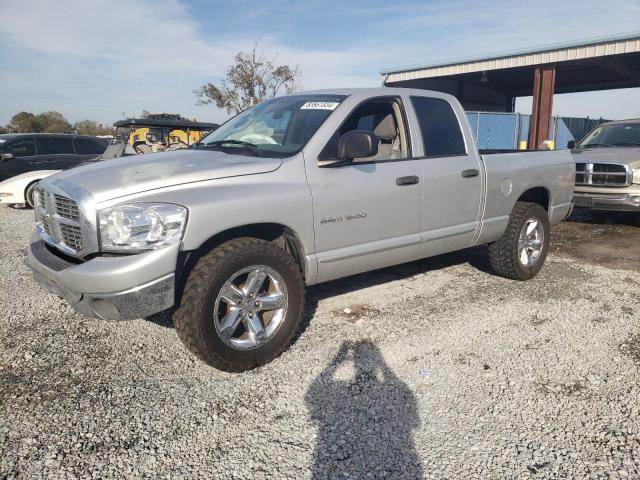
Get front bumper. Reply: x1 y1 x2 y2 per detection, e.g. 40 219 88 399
573 192 640 212
26 238 178 320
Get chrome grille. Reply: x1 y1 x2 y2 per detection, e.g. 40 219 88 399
575 162 630 187
54 194 81 221
35 188 86 255
36 188 46 207
575 163 587 184
41 215 52 236
59 224 83 251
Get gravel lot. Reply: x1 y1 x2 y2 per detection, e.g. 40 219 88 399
1 206 639 479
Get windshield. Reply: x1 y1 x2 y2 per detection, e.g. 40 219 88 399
578 123 640 148
100 126 133 159
198 94 347 157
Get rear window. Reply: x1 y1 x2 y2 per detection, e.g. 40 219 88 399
74 138 106 155
411 97 466 156
36 136 75 155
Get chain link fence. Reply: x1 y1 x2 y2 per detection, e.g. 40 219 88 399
466 112 609 150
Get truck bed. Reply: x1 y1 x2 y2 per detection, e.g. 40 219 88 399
475 149 575 245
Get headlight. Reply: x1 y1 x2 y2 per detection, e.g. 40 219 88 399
98 203 187 252
633 170 640 184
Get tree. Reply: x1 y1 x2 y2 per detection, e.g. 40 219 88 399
8 112 39 133
35 111 72 133
195 46 300 114
5 111 111 135
73 119 114 136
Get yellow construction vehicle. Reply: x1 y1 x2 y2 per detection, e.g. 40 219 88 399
102 116 219 158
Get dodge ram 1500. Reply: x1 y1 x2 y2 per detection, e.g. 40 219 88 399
569 119 640 211
26 88 575 371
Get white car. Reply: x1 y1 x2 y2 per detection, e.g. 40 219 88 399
0 170 61 207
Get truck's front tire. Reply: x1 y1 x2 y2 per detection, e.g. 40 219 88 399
173 237 305 372
488 201 550 280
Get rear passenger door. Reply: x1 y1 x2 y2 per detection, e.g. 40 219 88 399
73 137 107 161
410 96 483 256
35 136 79 170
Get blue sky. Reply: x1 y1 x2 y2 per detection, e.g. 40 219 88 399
0 0 639 126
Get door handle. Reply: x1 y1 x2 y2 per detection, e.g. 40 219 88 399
396 175 420 186
461 169 479 178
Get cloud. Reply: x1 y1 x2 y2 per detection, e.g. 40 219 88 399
0 0 387 123
0 0 638 124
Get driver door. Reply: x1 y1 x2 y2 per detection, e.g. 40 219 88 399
304 96 424 283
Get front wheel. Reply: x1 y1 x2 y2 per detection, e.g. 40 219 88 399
173 237 305 372
488 201 550 280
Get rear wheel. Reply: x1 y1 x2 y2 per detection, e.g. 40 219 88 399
173 237 305 372
488 201 550 280
24 182 38 209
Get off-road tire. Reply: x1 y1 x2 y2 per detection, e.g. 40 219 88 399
488 201 550 280
173 237 305 372
24 181 38 209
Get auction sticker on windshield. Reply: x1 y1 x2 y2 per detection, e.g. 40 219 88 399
301 102 340 110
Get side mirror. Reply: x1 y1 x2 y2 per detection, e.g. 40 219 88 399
337 130 378 160
1 153 13 161
567 140 576 149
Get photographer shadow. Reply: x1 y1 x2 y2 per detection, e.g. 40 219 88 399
305 340 423 479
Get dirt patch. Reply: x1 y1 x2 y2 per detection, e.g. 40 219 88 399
551 208 640 272
333 303 381 322
620 333 640 364
530 313 550 326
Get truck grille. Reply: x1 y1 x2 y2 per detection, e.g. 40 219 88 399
54 194 81 221
36 189 46 207
35 187 85 254
41 215 52 236
575 163 630 186
59 224 83 251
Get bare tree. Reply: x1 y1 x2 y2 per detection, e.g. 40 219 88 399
195 45 300 114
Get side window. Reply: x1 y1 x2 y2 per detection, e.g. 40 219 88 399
411 97 466 156
320 98 410 161
36 136 75 155
74 138 106 155
5 138 36 158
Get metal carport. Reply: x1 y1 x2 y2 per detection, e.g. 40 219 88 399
381 32 640 148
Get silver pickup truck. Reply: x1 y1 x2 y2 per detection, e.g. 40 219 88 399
26 88 574 371
569 119 640 211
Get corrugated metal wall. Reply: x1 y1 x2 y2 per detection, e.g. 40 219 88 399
552 116 608 149
465 112 609 150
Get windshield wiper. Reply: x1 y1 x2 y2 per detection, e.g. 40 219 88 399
200 140 262 157
580 143 616 148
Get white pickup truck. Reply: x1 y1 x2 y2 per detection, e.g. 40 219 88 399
27 88 574 371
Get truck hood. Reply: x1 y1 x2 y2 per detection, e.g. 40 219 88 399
571 147 640 169
43 149 283 203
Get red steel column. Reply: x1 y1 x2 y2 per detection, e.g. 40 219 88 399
528 65 556 149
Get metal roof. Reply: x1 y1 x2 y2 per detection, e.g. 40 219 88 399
113 118 219 130
382 31 640 83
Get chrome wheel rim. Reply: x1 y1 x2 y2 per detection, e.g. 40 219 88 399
213 265 288 350
518 218 544 267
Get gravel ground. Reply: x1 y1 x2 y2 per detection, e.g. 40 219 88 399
1 206 639 479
